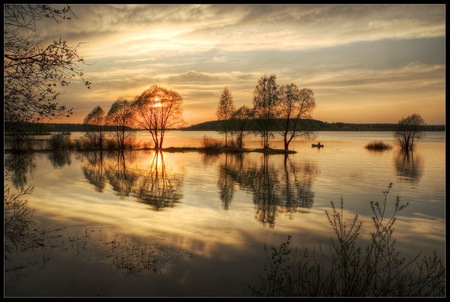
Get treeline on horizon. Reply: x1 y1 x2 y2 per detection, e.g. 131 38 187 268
4 119 445 134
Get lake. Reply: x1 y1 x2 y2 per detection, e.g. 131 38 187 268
4 131 446 297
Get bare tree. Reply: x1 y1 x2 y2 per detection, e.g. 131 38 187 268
230 105 254 149
4 4 90 123
253 75 279 149
278 84 316 150
83 106 106 149
133 85 184 149
216 87 236 147
106 98 135 150
394 113 426 151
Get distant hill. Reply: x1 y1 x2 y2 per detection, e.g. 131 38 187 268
182 119 445 132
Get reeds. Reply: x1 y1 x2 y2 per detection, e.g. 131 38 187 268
249 183 445 297
365 141 392 151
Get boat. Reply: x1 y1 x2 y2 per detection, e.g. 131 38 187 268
312 143 324 148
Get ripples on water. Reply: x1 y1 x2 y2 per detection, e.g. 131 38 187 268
4 131 445 297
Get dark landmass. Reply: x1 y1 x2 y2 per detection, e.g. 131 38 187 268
181 119 445 132
4 119 445 134
4 122 135 135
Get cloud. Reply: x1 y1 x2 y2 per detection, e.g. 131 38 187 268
23 4 445 125
165 70 219 83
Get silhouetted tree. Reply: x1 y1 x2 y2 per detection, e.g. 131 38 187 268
83 106 106 149
133 85 184 149
253 75 279 149
394 114 426 151
278 84 317 150
4 4 90 123
231 105 254 149
106 98 135 150
216 87 236 147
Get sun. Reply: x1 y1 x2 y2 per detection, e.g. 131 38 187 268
154 97 162 108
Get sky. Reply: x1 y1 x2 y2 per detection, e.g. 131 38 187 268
33 4 446 126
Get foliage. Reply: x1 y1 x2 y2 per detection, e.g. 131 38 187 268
216 87 236 147
249 184 445 297
83 106 106 149
47 133 72 151
133 85 185 149
277 84 317 150
4 4 90 123
201 136 224 152
6 125 35 152
394 114 426 151
106 98 135 150
253 74 280 149
230 105 254 149
365 141 392 151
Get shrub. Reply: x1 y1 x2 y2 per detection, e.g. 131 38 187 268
249 184 445 297
105 139 119 150
365 141 392 151
47 133 72 151
201 136 224 151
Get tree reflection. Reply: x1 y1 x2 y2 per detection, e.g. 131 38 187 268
134 151 183 210
251 155 281 226
46 150 72 168
79 150 184 211
105 151 138 199
217 153 318 227
81 151 106 192
217 153 242 210
280 155 317 210
4 152 37 189
394 149 423 183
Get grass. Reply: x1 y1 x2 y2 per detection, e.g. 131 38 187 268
365 141 392 151
248 183 445 297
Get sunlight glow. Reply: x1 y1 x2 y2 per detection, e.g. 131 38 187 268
154 97 162 108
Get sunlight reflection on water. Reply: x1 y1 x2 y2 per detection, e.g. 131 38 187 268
4 131 445 297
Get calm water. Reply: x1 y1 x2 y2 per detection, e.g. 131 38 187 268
4 131 446 297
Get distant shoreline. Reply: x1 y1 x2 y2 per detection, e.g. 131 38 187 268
4 119 445 134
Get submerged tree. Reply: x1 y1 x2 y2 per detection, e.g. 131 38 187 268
106 98 135 150
253 75 280 149
83 106 106 149
4 4 90 123
278 84 317 150
133 85 184 149
216 87 236 147
394 114 426 151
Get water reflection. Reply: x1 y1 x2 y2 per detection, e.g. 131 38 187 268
79 151 184 211
46 150 72 168
81 151 106 192
394 150 423 183
4 152 37 190
217 153 240 210
105 151 138 199
134 151 184 210
217 153 318 227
